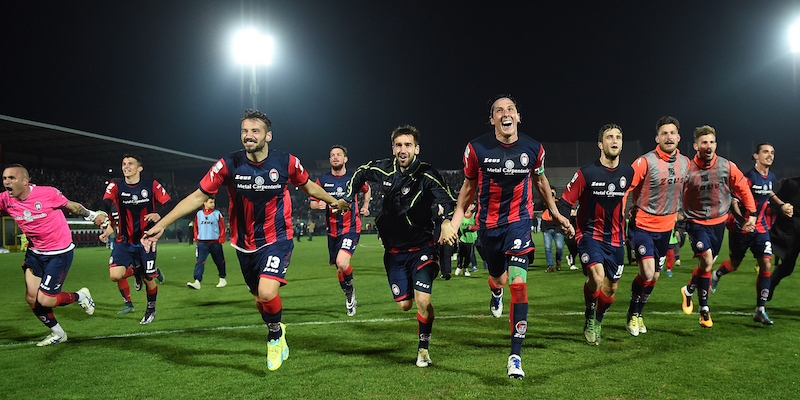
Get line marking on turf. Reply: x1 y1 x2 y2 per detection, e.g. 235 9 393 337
0 310 755 349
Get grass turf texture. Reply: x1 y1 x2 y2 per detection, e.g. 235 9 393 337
1 234 799 399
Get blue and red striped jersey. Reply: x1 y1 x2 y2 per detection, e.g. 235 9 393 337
103 179 171 245
198 149 309 252
313 171 368 237
727 168 777 234
560 159 634 247
463 132 545 229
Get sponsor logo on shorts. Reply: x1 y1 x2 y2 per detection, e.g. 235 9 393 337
415 280 431 290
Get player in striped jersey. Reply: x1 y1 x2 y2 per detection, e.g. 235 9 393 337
450 95 572 379
710 143 793 325
142 110 345 371
680 125 757 328
560 124 634 345
310 145 371 316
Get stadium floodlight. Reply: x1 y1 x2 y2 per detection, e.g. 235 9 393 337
233 28 274 109
233 28 274 66
791 19 800 53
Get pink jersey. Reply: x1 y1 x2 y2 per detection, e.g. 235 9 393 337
0 185 74 254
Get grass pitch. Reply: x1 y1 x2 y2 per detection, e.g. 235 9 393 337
1 234 799 399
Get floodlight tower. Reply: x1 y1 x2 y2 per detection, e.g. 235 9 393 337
233 28 274 110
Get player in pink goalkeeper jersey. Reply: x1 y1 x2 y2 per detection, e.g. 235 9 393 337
0 164 98 346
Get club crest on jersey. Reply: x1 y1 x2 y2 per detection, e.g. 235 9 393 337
141 189 149 198
34 202 42 210
619 176 627 188
401 186 410 195
269 169 279 182
520 153 529 167
391 284 400 296
581 253 590 264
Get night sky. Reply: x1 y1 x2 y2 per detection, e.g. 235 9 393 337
3 1 800 172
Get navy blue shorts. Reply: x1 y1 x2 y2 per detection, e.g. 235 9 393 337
23 249 74 296
686 221 725 257
383 244 439 302
110 241 157 277
327 232 360 265
478 220 534 278
728 230 772 260
237 240 294 293
577 239 625 281
628 225 671 264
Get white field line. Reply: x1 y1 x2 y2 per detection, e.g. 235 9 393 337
0 310 751 349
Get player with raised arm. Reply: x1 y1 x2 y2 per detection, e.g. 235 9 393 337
94 154 172 324
625 116 690 336
559 124 634 345
450 95 573 379
680 125 757 328
335 125 457 368
309 145 371 316
142 109 344 371
710 143 793 325
1 164 96 346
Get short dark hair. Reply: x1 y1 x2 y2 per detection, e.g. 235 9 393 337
657 116 680 132
330 145 348 157
752 142 773 160
488 94 518 116
391 125 420 145
598 123 622 142
4 163 29 179
242 109 272 131
122 154 143 166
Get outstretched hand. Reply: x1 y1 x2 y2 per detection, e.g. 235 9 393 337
141 226 165 253
439 219 458 246
331 199 351 214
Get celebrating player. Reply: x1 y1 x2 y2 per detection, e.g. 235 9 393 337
625 116 690 336
1 164 96 346
710 143 793 325
309 145 371 316
559 124 634 345
680 125 756 328
336 125 457 368
95 154 172 324
450 95 572 379
142 109 344 371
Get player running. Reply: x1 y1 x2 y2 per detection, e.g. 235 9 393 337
450 95 572 379
680 125 757 328
559 124 634 345
710 143 793 325
309 145 371 316
1 164 96 346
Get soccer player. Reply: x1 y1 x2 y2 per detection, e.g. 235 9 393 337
450 95 572 379
95 154 172 324
142 109 344 371
625 116 690 337
335 125 457 368
710 143 793 325
680 125 757 328
1 164 96 346
187 196 228 290
309 145 371 316
768 176 800 299
559 124 634 345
